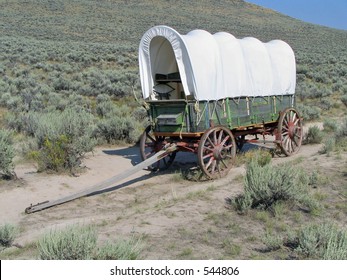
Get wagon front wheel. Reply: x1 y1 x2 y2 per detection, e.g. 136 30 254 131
277 108 303 156
198 126 236 179
139 126 176 171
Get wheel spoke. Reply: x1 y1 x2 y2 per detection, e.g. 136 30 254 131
205 157 214 170
220 158 228 168
291 112 297 123
147 134 156 143
213 130 217 146
204 145 214 152
203 152 214 160
224 144 233 150
207 136 215 148
220 135 230 146
210 160 217 174
218 130 223 144
293 118 299 126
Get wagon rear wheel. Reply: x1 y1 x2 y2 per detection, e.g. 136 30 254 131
139 126 176 171
277 108 303 156
198 126 236 179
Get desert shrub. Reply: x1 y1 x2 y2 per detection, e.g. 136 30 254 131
305 125 324 144
243 149 272 167
262 231 283 251
38 225 143 260
319 137 336 155
286 223 347 259
341 95 347 107
132 106 147 122
95 236 143 260
0 129 15 178
335 118 347 140
335 118 347 150
296 104 321 121
0 224 17 250
94 115 138 144
319 98 333 111
232 160 318 213
95 101 116 118
38 225 97 260
27 109 96 172
323 118 338 132
236 148 272 167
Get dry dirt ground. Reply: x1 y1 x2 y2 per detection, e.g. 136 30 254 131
0 125 346 259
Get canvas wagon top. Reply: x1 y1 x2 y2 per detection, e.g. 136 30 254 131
139 25 296 101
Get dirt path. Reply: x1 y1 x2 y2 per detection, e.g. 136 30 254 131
1 125 345 259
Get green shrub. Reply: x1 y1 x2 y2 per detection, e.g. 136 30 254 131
319 137 336 155
94 115 138 144
335 118 347 150
305 125 324 144
132 106 147 122
38 225 97 260
335 117 347 140
233 160 318 213
286 223 347 259
235 148 272 167
262 231 283 251
296 104 321 121
319 98 333 111
0 129 15 179
27 109 96 172
38 225 143 260
95 236 143 260
243 149 272 167
0 224 17 250
341 95 347 107
323 118 338 132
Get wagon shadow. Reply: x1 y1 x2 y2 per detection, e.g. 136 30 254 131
87 173 153 197
94 142 277 195
102 145 142 166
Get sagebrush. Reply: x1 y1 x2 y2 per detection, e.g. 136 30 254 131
38 225 143 260
285 223 347 260
0 129 15 178
0 224 17 250
232 159 318 213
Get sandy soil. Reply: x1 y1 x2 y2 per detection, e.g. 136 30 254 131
0 123 346 259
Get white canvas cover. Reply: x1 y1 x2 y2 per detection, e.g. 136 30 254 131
139 25 296 101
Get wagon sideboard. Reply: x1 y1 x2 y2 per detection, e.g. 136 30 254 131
148 95 294 135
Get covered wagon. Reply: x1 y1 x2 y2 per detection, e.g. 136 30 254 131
138 25 303 178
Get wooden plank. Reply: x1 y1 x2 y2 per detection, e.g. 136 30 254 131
153 132 203 138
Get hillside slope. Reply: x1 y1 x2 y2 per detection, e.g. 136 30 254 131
1 1 346 112
1 0 346 50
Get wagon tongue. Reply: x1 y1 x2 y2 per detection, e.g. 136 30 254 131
25 144 178 214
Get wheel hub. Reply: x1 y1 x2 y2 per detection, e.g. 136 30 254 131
213 145 227 160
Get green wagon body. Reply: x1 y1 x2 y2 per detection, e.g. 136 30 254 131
148 95 294 134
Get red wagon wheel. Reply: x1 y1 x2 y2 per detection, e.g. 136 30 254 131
277 108 303 156
139 126 176 171
198 126 236 179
